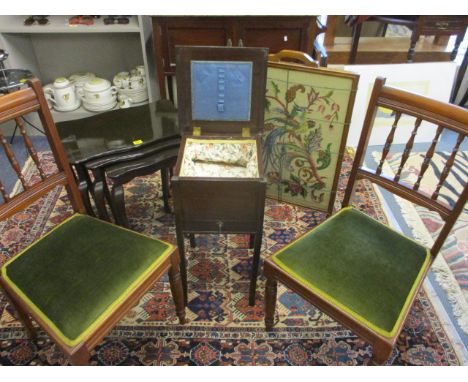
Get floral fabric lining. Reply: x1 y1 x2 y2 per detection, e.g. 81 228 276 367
180 138 259 178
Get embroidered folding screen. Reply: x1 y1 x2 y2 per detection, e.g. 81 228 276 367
263 63 359 214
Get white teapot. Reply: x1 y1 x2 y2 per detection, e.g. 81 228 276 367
44 77 80 112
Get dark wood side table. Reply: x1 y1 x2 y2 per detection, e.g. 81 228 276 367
56 101 180 221
98 144 180 227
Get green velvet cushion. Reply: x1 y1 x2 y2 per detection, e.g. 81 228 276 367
272 207 430 337
1 214 172 346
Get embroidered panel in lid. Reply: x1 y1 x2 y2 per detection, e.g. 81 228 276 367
176 46 268 136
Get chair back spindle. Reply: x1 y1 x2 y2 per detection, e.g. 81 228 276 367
414 125 444 191
15 117 46 180
343 77 468 258
431 132 465 201
376 111 402 175
394 117 422 182
0 128 28 190
0 178 9 203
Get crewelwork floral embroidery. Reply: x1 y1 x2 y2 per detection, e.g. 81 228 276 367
263 72 346 210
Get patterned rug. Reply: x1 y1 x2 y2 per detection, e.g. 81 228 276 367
378 151 468 336
0 152 463 365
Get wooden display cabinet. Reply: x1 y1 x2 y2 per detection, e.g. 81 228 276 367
172 46 268 306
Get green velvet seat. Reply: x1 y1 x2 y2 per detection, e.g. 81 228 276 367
1 214 173 347
272 207 431 338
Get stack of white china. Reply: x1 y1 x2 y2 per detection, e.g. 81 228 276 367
113 65 148 108
69 72 96 92
78 77 118 112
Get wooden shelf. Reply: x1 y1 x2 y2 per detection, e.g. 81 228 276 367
50 105 110 122
0 16 140 34
50 101 149 123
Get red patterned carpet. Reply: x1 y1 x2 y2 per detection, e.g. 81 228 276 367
0 152 462 365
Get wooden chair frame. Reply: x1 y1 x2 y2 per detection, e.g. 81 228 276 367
268 49 319 67
0 79 186 365
264 77 468 365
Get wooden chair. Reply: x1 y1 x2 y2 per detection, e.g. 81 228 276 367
0 78 186 365
263 77 468 365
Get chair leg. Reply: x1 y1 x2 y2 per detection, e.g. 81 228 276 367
189 233 196 248
407 32 419 62
381 23 388 37
460 88 468 107
348 22 362 64
264 277 277 331
249 234 255 249
169 253 187 324
370 341 393 365
13 308 37 341
69 345 91 366
450 33 464 61
6 297 37 340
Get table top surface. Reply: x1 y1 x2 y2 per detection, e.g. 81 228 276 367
56 100 180 164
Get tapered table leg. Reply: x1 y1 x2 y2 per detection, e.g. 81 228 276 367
110 184 129 228
74 164 95 216
161 167 171 213
91 168 110 221
249 231 263 306
189 233 196 248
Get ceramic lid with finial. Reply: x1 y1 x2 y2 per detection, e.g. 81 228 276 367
83 77 111 92
53 77 71 88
